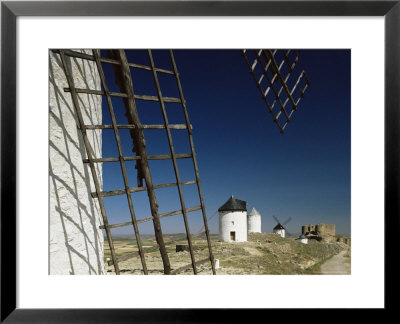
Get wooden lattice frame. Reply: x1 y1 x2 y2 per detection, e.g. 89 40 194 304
242 49 310 133
56 49 216 275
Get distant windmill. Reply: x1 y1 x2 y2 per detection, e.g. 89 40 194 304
272 215 292 238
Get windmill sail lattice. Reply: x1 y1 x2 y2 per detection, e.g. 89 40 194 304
242 49 310 134
272 215 292 236
56 49 216 275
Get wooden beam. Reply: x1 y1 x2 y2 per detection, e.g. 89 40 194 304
83 153 192 164
59 50 121 275
108 49 171 274
169 50 216 275
84 124 192 130
92 49 148 274
148 49 198 275
100 205 202 229
92 180 197 199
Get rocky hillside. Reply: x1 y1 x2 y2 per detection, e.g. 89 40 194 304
104 232 350 275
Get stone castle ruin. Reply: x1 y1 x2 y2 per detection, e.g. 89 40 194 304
302 223 335 236
302 223 350 245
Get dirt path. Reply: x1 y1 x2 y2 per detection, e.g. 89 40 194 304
319 248 351 274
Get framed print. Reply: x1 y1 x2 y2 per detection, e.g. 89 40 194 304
1 0 398 322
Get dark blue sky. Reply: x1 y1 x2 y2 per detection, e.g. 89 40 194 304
99 49 350 237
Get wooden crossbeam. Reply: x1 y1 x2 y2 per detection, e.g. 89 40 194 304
83 153 193 164
58 49 216 275
84 124 192 130
169 50 216 275
64 87 183 103
58 50 121 274
99 206 202 230
92 49 149 274
57 49 175 75
255 50 291 122
241 49 310 134
107 49 172 274
241 50 284 133
147 50 199 275
91 180 197 199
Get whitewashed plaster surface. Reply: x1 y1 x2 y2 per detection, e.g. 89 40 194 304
218 211 247 242
247 214 261 233
274 229 285 238
49 50 104 274
300 238 308 244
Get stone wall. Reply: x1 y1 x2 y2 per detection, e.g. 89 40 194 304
336 236 351 246
49 50 104 274
302 223 351 245
316 223 336 237
302 223 335 237
302 224 317 235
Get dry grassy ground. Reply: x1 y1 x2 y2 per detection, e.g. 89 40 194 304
104 232 350 275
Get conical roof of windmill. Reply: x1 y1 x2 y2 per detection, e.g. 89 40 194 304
248 208 260 216
273 223 285 230
218 195 247 212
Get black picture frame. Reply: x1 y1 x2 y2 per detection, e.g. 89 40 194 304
1 0 398 322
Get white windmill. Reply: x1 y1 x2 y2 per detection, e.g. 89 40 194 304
272 215 292 238
247 208 262 233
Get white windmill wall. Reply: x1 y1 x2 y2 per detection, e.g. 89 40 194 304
274 229 285 238
219 211 247 242
247 214 261 233
300 238 308 244
49 50 104 275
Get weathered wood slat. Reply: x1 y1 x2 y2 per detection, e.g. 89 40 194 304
64 87 183 103
109 49 171 274
83 153 192 164
64 87 127 98
92 180 197 199
84 156 140 163
241 49 284 133
268 57 299 112
134 94 182 103
159 205 202 218
148 153 192 160
59 50 121 275
169 50 216 275
60 49 174 74
92 49 149 274
288 71 310 104
283 49 299 72
256 49 294 121
263 50 298 112
255 50 291 122
84 124 191 130
148 50 199 275
100 205 202 229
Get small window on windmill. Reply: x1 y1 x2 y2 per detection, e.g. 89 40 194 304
232 221 234 225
